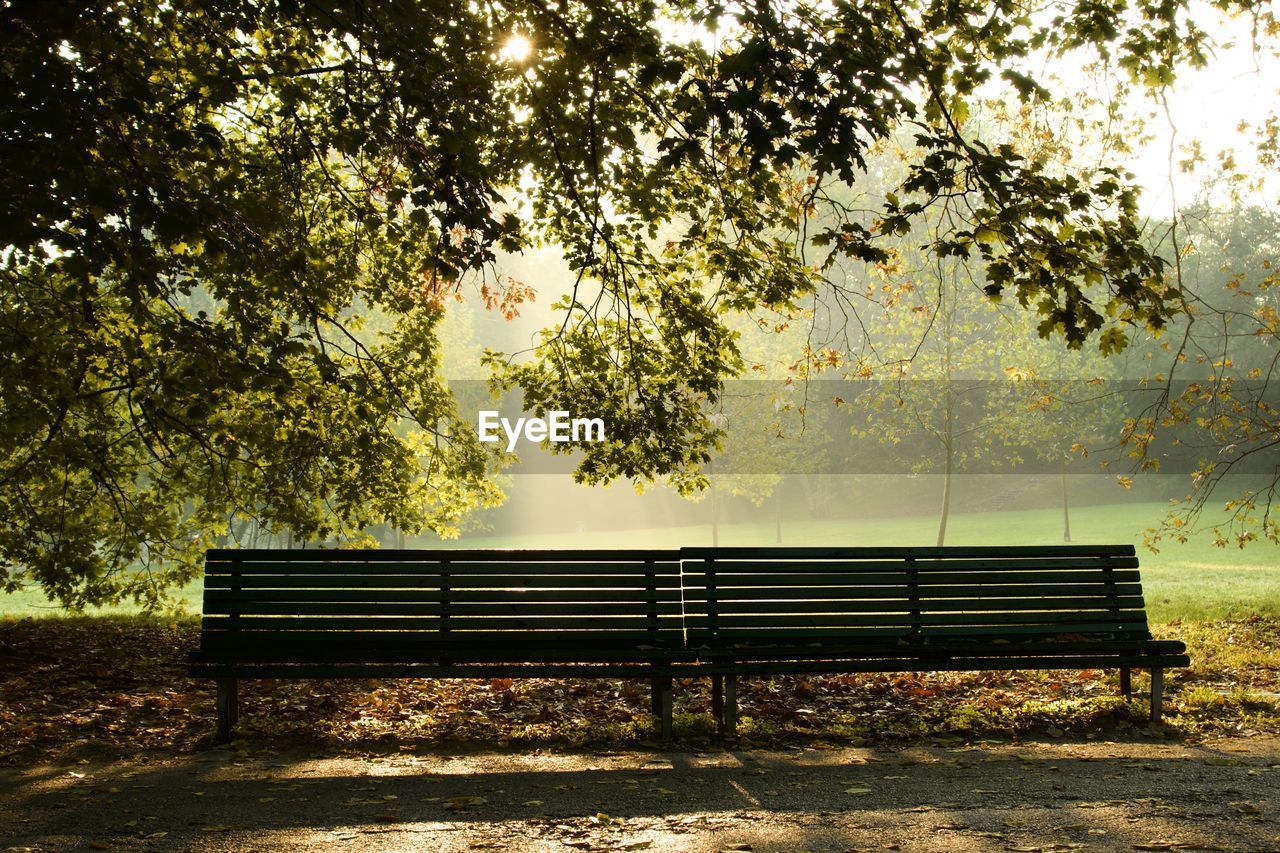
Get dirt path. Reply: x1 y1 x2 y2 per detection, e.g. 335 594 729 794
2 737 1277 852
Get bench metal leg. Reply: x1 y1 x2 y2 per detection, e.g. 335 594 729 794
1150 668 1164 723
216 678 238 743
1120 666 1132 699
649 675 672 737
653 677 672 738
711 675 724 731
723 674 737 734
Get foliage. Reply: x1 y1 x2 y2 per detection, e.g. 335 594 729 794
1127 205 1280 548
3 0 1248 604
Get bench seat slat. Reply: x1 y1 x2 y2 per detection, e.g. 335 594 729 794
188 654 1187 680
207 574 679 590
206 561 681 575
687 621 1151 637
680 581 1143 601
681 557 1138 573
204 587 681 603
690 638 1185 656
684 596 1145 616
191 651 691 666
207 548 677 562
194 634 1181 660
681 545 1135 559
189 662 693 678
686 610 1148 629
686 653 1189 675
204 601 685 617
679 572 1134 588
200 615 683 631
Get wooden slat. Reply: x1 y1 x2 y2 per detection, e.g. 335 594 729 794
680 582 1143 601
191 648 691 665
195 633 686 651
204 601 685 617
686 622 1157 640
207 548 679 563
681 556 1138 573
204 573 678 590
193 639 688 658
678 572 1134 589
685 610 1146 629
692 638 1186 658
681 545 1135 559
683 596 1145 616
204 588 681 604
685 653 1191 676
200 615 682 631
188 662 694 678
205 561 681 576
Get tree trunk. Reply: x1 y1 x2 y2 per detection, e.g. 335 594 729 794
937 287 955 549
711 484 720 547
936 442 953 546
774 485 782 544
1061 457 1072 543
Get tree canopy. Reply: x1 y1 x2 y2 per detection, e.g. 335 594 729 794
1 0 1253 606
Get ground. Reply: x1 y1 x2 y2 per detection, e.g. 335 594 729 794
1 617 1279 850
3 738 1278 851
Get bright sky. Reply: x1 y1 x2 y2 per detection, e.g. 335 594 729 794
1125 13 1280 216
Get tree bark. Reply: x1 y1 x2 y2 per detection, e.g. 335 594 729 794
936 441 953 546
711 483 719 547
937 286 955 548
1061 457 1072 543
774 485 782 544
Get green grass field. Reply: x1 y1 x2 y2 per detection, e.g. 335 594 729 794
4 501 1277 622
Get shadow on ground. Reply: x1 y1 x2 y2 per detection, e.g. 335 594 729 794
2 738 1277 851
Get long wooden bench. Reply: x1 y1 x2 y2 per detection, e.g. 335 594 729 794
187 548 688 741
681 544 1189 732
189 544 1187 740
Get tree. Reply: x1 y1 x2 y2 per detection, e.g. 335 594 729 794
1126 204 1280 548
2 0 1228 606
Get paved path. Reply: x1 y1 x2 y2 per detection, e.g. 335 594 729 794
2 738 1277 851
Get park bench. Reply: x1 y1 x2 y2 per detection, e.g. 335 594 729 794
187 548 688 741
189 544 1187 740
681 544 1189 733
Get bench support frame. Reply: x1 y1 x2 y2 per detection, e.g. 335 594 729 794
1150 667 1163 723
723 674 737 733
650 675 673 738
216 677 238 743
1121 666 1164 722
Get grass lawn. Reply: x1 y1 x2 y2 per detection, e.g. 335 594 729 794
450 501 1280 623
2 501 1277 622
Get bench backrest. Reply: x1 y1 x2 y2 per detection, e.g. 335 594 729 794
199 548 684 662
680 545 1148 649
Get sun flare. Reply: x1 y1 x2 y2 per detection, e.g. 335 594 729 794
500 33 532 63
